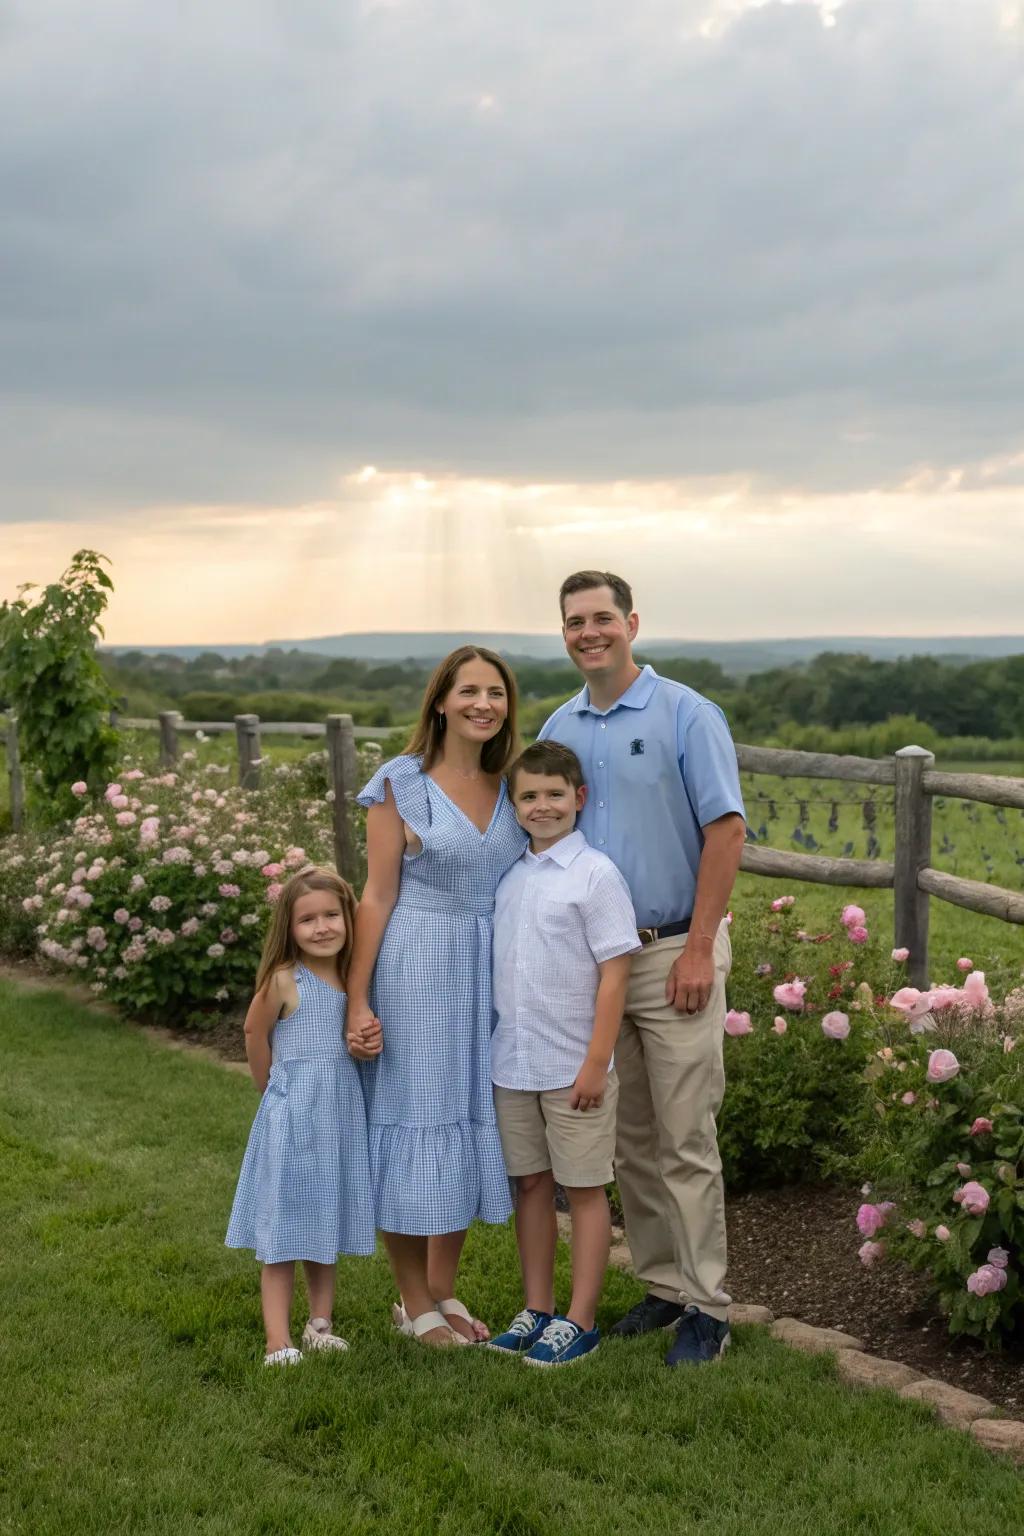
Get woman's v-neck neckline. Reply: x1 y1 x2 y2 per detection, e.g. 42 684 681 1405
426 772 506 838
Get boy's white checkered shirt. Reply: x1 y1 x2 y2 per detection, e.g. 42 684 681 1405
491 829 641 1092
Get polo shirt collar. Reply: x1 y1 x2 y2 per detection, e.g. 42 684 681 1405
569 663 658 716
525 828 587 867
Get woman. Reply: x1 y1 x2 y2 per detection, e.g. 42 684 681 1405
346 646 526 1345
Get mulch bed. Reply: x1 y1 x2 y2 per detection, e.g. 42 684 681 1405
3 963 1020 1413
727 1184 1024 1415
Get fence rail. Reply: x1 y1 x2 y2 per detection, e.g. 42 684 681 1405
3 710 1022 984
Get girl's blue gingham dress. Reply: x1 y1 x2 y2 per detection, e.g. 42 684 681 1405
357 755 527 1235
225 965 376 1263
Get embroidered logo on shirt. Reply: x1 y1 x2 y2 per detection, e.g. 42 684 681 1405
629 738 645 755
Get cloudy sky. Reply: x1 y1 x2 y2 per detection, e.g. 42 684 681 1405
2 0 1023 644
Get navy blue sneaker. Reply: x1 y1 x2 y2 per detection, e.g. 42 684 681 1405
665 1305 731 1367
522 1316 599 1368
610 1294 685 1337
487 1308 553 1355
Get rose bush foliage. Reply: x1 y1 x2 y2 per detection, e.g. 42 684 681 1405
0 744 376 1019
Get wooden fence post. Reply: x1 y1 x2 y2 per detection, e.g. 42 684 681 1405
5 714 25 832
325 714 356 880
894 745 935 987
158 711 182 767
234 714 262 789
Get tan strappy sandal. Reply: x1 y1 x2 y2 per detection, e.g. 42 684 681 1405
437 1297 490 1343
391 1301 466 1347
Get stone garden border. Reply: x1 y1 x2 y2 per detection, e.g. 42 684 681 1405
557 1213 1024 1467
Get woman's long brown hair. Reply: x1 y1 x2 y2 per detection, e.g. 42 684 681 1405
404 645 519 773
254 865 357 994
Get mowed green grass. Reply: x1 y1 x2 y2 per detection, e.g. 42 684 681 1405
2 982 1023 1535
738 769 1024 987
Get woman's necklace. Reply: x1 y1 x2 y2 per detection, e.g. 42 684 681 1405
448 762 481 781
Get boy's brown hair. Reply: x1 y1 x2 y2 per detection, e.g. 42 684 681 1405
255 865 357 993
507 740 585 795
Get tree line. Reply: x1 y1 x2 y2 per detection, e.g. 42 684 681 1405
102 646 1024 749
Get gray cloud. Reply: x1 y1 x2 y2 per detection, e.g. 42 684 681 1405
2 0 1023 516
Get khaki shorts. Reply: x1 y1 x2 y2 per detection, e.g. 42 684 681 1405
493 1072 619 1189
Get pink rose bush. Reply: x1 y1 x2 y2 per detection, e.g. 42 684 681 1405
0 743 373 1019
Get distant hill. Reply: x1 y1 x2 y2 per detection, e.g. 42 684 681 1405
104 632 1024 676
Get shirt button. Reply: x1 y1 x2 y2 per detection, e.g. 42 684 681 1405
600 723 607 729
598 838 606 845
598 761 604 768
598 801 605 807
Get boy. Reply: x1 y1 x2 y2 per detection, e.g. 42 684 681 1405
489 740 640 1367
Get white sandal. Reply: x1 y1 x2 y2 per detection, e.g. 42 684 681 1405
302 1317 349 1353
391 1301 466 1346
263 1346 303 1367
438 1297 489 1343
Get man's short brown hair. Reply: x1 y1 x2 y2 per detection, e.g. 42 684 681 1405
507 740 585 794
558 570 633 620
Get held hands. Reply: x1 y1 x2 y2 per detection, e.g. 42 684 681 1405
347 1003 383 1060
570 1057 608 1112
665 944 714 1015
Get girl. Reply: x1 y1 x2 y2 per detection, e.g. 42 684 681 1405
226 865 377 1366
346 646 526 1347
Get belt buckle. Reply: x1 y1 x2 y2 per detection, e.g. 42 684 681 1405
638 926 658 947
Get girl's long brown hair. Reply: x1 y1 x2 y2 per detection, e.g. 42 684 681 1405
404 645 519 773
255 866 357 994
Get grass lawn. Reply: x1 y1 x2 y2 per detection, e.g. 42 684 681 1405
2 982 1022 1535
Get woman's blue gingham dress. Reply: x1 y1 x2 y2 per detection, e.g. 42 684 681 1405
357 754 526 1235
225 965 376 1263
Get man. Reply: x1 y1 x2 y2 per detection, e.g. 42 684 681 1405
537 570 746 1366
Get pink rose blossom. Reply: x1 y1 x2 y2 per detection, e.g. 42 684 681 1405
988 1248 1009 1269
847 925 869 945
966 1264 1007 1297
724 1010 753 1037
856 1203 888 1238
110 794 129 809
218 883 241 898
961 970 991 1011
219 928 237 945
772 1016 788 1035
956 1162 971 1177
283 847 307 868
71 781 87 797
180 918 200 937
901 1091 917 1106
891 947 910 962
773 979 807 1011
115 811 137 827
906 1220 927 1239
889 986 932 1022
206 943 225 959
935 1225 951 1242
858 1240 885 1267
970 1117 994 1136
261 862 285 878
925 1049 960 1084
266 882 283 904
956 957 974 972
770 896 795 912
953 1180 990 1215
821 1011 851 1040
841 904 866 928
103 783 123 802
113 909 130 925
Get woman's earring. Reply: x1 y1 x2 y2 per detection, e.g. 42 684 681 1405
438 711 446 730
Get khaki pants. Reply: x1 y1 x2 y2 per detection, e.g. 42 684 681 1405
614 921 731 1321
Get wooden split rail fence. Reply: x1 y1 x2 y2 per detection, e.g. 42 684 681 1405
3 712 1023 986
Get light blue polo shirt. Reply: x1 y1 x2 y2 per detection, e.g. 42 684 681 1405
537 665 746 929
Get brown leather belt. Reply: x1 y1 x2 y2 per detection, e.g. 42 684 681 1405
637 917 692 947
